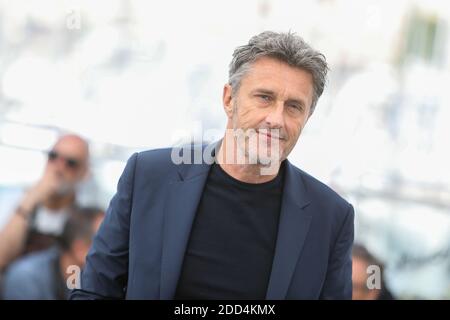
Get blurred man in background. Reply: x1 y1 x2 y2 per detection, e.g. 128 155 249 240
352 243 396 300
1 206 104 300
0 134 90 271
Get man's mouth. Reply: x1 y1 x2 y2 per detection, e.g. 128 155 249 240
256 129 285 140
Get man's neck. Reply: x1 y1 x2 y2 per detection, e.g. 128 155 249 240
216 135 281 184
43 192 75 211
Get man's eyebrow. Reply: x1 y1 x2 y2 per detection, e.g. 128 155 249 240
286 98 306 107
251 88 306 106
251 88 276 96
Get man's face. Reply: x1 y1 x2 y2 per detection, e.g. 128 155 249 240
72 213 105 267
45 136 89 195
223 56 314 164
352 257 380 300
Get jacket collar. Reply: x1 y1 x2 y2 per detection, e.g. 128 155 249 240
160 140 312 299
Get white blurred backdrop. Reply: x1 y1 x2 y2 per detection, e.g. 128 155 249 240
0 0 449 299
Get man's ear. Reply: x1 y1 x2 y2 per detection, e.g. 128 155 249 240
222 84 234 119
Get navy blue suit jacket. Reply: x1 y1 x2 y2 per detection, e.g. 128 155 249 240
71 143 354 299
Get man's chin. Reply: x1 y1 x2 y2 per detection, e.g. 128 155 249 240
246 148 284 166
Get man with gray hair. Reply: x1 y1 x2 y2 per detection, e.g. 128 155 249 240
71 31 354 300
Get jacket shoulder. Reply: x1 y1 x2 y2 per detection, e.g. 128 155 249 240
292 164 352 213
132 143 212 180
130 147 179 182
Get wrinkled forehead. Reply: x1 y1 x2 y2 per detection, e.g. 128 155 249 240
242 57 314 106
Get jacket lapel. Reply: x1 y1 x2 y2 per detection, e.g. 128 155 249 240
159 143 218 299
159 142 312 300
265 160 312 299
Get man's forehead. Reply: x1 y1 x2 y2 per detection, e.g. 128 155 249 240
243 57 314 103
249 56 311 75
53 136 89 158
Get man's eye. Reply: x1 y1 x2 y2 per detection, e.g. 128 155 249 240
288 104 302 111
257 95 271 102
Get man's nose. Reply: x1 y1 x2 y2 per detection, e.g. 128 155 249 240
51 157 68 171
265 102 284 128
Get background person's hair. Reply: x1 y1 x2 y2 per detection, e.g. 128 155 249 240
58 206 104 251
228 31 329 115
352 243 383 268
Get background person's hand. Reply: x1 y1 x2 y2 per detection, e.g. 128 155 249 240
19 166 65 214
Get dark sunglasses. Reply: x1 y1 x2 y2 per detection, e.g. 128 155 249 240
47 150 82 170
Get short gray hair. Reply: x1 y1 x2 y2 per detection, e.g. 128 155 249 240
228 31 328 115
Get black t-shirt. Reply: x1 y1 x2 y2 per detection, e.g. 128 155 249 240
174 162 285 299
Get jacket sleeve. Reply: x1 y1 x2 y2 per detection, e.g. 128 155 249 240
70 153 138 300
319 204 355 300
